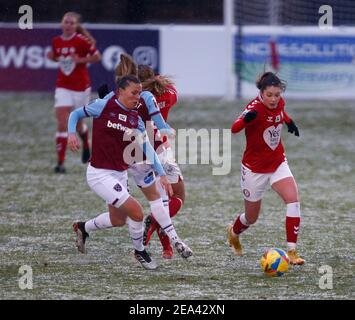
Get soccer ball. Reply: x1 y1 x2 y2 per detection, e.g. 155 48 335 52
260 248 290 277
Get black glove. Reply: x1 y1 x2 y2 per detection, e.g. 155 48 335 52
97 84 109 99
285 119 300 137
243 110 257 123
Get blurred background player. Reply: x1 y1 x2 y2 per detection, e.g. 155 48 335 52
47 11 101 173
68 75 171 270
136 65 185 259
97 54 193 260
227 72 305 265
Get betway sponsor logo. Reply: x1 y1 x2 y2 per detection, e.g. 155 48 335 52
0 46 57 69
107 120 132 134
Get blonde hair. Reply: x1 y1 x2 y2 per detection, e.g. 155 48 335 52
115 53 138 84
62 12 96 46
138 65 174 96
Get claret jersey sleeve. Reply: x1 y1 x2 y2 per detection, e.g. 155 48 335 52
68 94 114 134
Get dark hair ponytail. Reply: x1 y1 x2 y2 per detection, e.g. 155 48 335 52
256 72 286 92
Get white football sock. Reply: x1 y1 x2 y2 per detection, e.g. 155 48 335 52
127 217 144 251
149 198 179 245
240 213 250 226
85 212 113 233
155 177 170 215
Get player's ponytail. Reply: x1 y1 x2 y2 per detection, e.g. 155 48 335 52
115 54 138 84
256 72 286 92
138 65 174 95
76 25 96 46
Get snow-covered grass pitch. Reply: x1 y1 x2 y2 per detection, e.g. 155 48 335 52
0 93 353 299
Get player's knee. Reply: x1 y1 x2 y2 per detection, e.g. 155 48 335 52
172 181 185 204
174 190 185 204
130 210 143 222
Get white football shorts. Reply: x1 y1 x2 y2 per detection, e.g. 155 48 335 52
128 162 156 189
240 161 294 202
128 147 183 188
163 147 183 184
54 87 91 108
86 163 130 208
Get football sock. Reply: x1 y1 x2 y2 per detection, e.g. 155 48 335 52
286 202 301 251
56 132 68 165
169 196 183 218
157 228 171 249
232 213 250 235
84 212 113 233
127 217 144 251
155 176 170 215
149 197 182 231
149 198 179 245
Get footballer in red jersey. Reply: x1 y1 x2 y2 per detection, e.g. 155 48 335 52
227 72 305 265
47 12 100 174
154 83 178 122
137 65 186 259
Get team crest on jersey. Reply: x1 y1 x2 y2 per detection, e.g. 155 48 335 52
58 56 75 76
128 111 138 127
275 115 281 122
113 183 122 192
243 189 250 198
158 101 166 109
119 114 127 122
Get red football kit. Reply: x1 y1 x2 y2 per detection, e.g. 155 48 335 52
231 95 293 173
155 85 178 121
52 33 98 91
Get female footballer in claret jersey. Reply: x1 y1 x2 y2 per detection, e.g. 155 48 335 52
227 72 305 265
68 75 172 270
47 11 101 173
97 54 192 260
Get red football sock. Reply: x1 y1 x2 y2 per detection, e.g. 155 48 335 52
232 214 249 235
157 228 171 249
56 134 68 164
169 197 183 218
286 216 300 244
